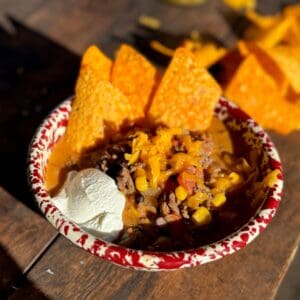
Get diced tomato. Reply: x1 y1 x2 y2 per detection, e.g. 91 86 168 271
184 165 203 178
177 171 197 194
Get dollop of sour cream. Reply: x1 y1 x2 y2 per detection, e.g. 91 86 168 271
52 168 126 242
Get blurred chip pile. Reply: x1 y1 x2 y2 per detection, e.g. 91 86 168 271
225 4 300 134
149 4 300 134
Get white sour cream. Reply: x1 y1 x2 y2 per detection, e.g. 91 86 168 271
52 168 126 242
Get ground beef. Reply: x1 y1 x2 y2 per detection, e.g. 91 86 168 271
180 204 190 219
160 201 170 216
117 167 136 195
168 192 180 215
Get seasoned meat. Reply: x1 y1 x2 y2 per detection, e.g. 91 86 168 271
160 201 170 216
117 167 136 195
180 204 190 219
168 192 180 215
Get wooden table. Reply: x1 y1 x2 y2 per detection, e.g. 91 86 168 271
0 0 299 299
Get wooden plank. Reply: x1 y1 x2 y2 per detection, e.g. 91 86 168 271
0 188 58 292
22 0 230 54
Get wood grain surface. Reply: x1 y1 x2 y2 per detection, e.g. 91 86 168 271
0 0 299 299
0 188 57 294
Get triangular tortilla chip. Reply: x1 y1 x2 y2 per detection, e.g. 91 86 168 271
147 48 221 131
283 4 300 19
282 17 300 45
46 46 112 192
193 43 227 68
111 44 157 118
56 46 113 153
268 46 300 94
64 45 115 153
237 41 289 95
67 78 136 153
225 54 300 134
80 45 112 81
256 17 293 48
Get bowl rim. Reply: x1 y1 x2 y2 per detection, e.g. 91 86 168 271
27 96 283 271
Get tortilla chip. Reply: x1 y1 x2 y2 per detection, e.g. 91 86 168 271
181 40 226 68
67 78 136 153
61 46 113 154
286 86 300 104
80 45 112 81
268 46 300 94
237 41 289 95
193 43 227 68
225 54 300 134
245 9 279 29
46 46 113 191
283 4 300 19
147 48 221 131
111 44 157 118
150 40 175 57
181 39 202 51
256 17 293 48
282 17 300 45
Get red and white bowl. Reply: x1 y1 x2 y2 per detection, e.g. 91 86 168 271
28 97 283 271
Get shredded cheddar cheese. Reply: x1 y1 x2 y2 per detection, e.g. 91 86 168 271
125 127 206 189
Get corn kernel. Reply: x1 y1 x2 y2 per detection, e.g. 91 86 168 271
211 188 220 195
211 193 226 207
263 169 280 188
191 206 212 226
186 192 208 209
135 176 149 192
175 185 188 202
215 177 231 191
229 172 242 185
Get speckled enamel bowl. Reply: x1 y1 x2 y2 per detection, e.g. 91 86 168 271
28 96 283 271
